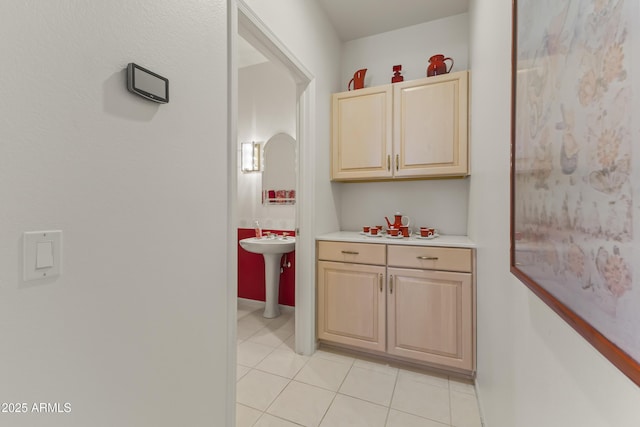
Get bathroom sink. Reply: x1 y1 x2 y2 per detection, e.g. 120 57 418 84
239 236 296 318
239 237 295 255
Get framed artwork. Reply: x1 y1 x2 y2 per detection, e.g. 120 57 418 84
511 0 640 385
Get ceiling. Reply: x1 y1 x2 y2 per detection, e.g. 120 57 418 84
237 0 469 67
238 35 268 68
317 0 469 41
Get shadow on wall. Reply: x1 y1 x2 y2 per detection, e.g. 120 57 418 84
237 228 295 306
102 68 158 121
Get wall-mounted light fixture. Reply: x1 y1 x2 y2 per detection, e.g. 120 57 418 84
241 141 261 172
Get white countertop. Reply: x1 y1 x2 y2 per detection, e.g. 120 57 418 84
316 231 476 248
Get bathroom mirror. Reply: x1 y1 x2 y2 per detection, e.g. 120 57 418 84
262 133 296 205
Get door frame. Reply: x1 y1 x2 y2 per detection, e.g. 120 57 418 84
227 0 316 424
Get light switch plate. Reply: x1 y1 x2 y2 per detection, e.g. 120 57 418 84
24 230 62 281
36 241 54 269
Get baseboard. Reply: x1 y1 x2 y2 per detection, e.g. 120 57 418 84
237 297 295 313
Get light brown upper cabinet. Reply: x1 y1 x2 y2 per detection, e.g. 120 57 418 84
331 85 393 180
331 71 469 181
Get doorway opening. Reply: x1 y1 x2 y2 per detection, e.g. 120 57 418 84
228 1 316 410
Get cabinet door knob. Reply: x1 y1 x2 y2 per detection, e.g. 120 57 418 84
387 155 391 171
417 256 439 260
379 273 383 292
341 250 359 255
389 275 393 294
396 154 399 171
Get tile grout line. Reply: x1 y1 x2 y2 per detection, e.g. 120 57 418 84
256 338 315 425
448 378 454 427
383 367 401 427
315 355 356 426
331 361 399 426
260 380 301 426
252 338 310 381
237 305 296 421
316 390 338 427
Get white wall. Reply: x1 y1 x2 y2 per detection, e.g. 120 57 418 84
237 61 296 230
339 180 469 235
468 1 640 426
0 1 230 426
341 13 469 88
338 14 470 235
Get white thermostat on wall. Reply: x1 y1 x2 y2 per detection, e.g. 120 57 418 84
127 63 169 103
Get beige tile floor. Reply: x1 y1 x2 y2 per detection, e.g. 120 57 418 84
236 299 483 427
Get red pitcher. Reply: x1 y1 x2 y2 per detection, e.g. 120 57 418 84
348 68 367 91
426 54 454 77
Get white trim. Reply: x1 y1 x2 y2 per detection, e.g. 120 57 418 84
237 298 296 314
295 81 318 355
237 2 312 85
225 2 238 426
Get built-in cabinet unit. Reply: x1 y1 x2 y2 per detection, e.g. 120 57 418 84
331 71 469 181
317 240 475 375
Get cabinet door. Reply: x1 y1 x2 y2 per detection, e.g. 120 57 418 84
331 86 393 180
317 261 386 352
387 267 473 371
393 71 468 178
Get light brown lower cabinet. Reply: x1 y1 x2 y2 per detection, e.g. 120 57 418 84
317 240 475 375
317 261 386 352
386 268 473 372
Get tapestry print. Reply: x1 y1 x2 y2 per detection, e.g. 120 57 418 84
513 0 640 365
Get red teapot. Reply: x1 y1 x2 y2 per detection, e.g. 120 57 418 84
385 212 411 229
426 54 454 77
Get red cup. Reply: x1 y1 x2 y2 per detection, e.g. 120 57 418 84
400 226 409 237
370 227 379 235
420 227 429 237
363 226 370 233
388 228 400 236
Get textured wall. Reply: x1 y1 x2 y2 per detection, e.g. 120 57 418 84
0 1 230 425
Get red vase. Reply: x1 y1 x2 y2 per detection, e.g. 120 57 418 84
426 54 454 77
348 68 367 91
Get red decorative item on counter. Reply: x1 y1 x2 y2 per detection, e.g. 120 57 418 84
426 54 454 77
384 212 411 229
391 64 404 83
